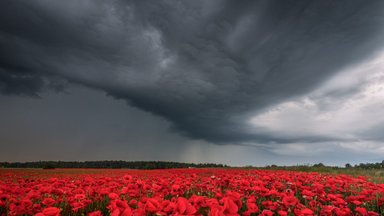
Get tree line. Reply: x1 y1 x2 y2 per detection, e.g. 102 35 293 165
0 160 229 169
347 160 384 169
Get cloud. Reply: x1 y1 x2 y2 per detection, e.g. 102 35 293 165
265 141 384 165
250 50 384 143
1 0 384 144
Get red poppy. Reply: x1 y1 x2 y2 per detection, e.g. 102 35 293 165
145 198 160 213
355 207 367 215
300 208 314 216
260 209 274 216
282 195 298 207
42 198 56 207
41 207 60 216
177 197 197 215
88 210 102 216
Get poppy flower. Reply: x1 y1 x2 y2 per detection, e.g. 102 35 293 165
88 210 102 216
177 197 197 215
260 209 274 216
282 195 298 207
355 207 367 215
145 198 160 213
41 207 61 216
42 198 56 207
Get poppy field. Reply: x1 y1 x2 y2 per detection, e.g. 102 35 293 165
1 168 384 216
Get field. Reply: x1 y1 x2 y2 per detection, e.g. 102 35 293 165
1 168 384 216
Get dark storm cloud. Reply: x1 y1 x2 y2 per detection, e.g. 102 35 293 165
1 0 384 143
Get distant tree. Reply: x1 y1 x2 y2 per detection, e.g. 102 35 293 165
313 163 325 168
42 164 56 169
345 163 352 168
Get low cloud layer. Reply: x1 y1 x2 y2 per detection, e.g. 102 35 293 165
250 50 384 143
1 84 383 166
1 0 384 145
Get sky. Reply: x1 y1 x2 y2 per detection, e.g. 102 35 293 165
1 0 384 166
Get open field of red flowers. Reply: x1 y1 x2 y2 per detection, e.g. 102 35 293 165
1 168 384 216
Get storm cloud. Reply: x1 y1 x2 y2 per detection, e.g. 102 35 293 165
1 0 384 145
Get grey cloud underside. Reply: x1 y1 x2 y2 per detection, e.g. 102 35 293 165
1 0 384 143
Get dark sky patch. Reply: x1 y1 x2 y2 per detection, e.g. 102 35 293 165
1 0 384 146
